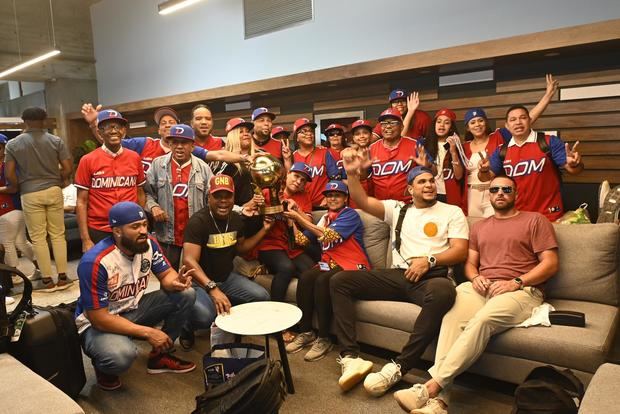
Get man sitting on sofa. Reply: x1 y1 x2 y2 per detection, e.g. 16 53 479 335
334 151 468 396
394 175 559 414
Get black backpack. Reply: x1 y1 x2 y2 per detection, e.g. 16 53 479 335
512 365 585 414
193 358 286 414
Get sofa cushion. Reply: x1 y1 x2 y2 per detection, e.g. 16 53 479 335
547 224 619 306
579 363 620 413
312 209 391 269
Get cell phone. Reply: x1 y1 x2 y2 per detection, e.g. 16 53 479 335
282 200 289 212
443 142 451 150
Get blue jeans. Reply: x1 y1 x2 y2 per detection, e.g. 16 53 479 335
81 288 196 376
189 271 270 330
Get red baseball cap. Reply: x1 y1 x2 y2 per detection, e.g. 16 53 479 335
324 123 345 134
378 108 403 122
293 118 317 134
351 119 373 132
271 126 290 139
225 117 254 134
434 108 456 121
209 174 235 194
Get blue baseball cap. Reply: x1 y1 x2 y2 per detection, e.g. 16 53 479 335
0 134 7 145
289 162 312 181
166 124 195 141
251 107 276 121
322 180 349 196
407 166 434 184
389 89 407 102
464 108 487 125
97 109 128 127
109 202 147 228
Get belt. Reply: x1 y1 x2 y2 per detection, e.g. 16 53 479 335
468 183 490 191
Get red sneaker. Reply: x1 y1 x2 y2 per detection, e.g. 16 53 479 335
94 367 121 391
147 351 196 374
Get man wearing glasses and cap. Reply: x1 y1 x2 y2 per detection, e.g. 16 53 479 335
333 155 468 399
251 107 292 169
373 89 431 140
396 175 558 414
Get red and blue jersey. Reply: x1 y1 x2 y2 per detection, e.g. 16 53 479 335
74 236 170 334
259 191 312 257
293 147 341 207
369 136 422 203
315 207 370 271
373 109 431 139
171 160 192 246
489 130 566 221
122 136 210 172
0 162 20 216
255 137 284 160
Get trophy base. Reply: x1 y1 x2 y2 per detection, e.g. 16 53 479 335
262 205 284 215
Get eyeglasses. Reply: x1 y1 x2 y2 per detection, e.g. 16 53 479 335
380 120 400 127
99 123 125 132
489 186 514 194
297 128 314 135
327 131 342 137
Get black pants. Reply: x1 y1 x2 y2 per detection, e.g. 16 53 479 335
88 228 112 244
159 242 182 272
330 268 456 372
258 250 315 302
297 265 342 337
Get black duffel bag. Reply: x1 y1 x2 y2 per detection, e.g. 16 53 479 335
193 357 286 414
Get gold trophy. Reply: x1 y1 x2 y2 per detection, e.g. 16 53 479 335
249 154 285 214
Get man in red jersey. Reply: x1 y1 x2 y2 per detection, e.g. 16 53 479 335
75 110 146 252
373 89 431 140
369 108 431 203
191 104 224 151
479 105 584 221
251 107 292 170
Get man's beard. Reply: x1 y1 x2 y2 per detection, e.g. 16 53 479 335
491 198 515 211
120 234 149 254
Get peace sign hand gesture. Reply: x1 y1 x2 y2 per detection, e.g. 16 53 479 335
565 141 582 168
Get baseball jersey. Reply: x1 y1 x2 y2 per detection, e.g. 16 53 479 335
328 147 345 174
315 207 370 271
121 136 210 172
195 135 224 151
373 110 431 139
255 137 283 160
258 191 312 257
171 159 192 246
293 147 341 207
0 162 19 215
75 146 146 232
74 236 171 334
369 136 421 203
489 130 566 221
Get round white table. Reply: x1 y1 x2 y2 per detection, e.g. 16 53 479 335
215 301 302 393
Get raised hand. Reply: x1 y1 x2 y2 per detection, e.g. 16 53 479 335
341 147 362 176
545 74 559 97
281 138 292 161
412 143 430 167
478 153 490 173
81 103 101 125
407 92 420 113
565 141 581 167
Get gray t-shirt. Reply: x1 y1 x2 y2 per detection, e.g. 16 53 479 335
5 129 71 194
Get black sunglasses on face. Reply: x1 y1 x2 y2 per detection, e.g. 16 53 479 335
327 131 342 137
489 186 514 194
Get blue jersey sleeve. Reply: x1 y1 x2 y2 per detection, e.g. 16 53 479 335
150 237 171 275
325 151 341 180
77 257 109 311
548 135 567 167
121 137 147 155
499 128 512 142
192 146 208 161
329 208 361 241
489 147 503 175
415 137 435 164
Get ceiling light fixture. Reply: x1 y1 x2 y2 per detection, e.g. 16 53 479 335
0 0 61 80
158 0 204 15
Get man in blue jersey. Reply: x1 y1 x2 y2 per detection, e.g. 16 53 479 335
75 201 197 391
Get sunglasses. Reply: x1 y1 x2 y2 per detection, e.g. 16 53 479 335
326 131 343 137
489 186 514 194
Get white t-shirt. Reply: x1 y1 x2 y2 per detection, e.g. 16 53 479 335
62 184 77 209
382 199 469 269
434 144 447 195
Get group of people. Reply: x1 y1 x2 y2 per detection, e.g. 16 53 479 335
0 73 584 413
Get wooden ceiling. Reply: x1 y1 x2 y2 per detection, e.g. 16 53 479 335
0 0 97 81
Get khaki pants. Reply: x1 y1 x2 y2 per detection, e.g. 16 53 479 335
21 186 67 278
429 282 543 403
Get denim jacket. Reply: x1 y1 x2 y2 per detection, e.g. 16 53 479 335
145 153 213 244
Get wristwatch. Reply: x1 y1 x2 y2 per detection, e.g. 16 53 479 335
513 277 524 289
427 255 437 269
205 280 218 291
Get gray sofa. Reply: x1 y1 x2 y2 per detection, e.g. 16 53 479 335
254 210 619 386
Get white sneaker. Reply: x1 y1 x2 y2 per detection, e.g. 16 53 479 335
394 383 430 412
364 360 402 397
304 337 333 362
337 355 373 392
285 331 316 354
411 398 448 414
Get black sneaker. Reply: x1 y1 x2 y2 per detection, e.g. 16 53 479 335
179 328 195 351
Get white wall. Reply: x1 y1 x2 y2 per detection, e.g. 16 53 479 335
91 0 620 105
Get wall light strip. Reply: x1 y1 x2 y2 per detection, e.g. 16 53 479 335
439 69 494 87
559 83 620 101
0 49 61 79
158 0 204 15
